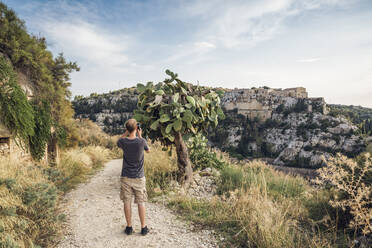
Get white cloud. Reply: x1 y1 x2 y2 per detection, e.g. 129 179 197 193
181 0 359 48
40 20 130 67
297 58 323 63
194 41 216 49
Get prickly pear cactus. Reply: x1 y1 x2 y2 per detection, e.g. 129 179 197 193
133 70 225 148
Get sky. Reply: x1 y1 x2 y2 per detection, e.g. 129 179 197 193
4 0 372 107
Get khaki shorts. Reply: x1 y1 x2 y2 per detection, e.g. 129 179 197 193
120 177 147 204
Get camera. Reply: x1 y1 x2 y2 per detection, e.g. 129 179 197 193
137 123 141 129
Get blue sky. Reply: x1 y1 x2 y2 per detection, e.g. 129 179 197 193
4 0 372 107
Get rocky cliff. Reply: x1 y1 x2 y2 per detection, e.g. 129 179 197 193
73 86 367 168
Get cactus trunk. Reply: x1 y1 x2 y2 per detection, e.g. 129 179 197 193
174 132 193 187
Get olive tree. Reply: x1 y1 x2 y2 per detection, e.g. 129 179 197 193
133 70 225 186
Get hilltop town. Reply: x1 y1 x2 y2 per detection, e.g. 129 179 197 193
222 87 327 120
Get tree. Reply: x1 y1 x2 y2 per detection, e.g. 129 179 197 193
0 3 79 158
133 70 225 186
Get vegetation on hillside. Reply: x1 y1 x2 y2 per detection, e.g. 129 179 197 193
329 104 372 136
73 88 138 134
143 140 372 247
0 56 34 146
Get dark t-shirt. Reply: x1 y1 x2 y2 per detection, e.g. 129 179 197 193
117 137 149 178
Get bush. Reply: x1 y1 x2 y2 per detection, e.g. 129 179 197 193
0 156 61 247
188 134 228 170
314 153 372 235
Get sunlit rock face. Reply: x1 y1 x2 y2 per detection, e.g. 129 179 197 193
210 87 364 168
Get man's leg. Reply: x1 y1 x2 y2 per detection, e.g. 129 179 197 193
124 202 132 227
137 203 146 228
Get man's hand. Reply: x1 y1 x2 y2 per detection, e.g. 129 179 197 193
122 130 129 138
137 127 142 138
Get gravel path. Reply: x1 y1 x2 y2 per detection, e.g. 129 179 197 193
57 159 218 248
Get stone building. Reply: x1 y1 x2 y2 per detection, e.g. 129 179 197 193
222 87 324 121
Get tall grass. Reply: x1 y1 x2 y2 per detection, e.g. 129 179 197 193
66 119 123 159
168 160 342 247
218 161 307 200
0 155 60 247
144 142 178 197
55 146 112 192
0 145 113 247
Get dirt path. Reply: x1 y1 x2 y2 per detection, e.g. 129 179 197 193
58 159 218 248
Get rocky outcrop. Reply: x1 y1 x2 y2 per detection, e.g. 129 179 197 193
210 91 365 168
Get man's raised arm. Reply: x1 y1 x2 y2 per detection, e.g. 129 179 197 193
137 128 150 153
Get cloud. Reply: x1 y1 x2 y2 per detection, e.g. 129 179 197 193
194 41 216 49
40 20 130 67
297 58 323 63
180 0 359 48
8 0 371 109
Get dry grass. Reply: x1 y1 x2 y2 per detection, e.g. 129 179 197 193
314 153 372 235
144 142 178 197
166 159 346 247
66 119 123 159
0 155 60 247
0 145 114 247
57 146 112 192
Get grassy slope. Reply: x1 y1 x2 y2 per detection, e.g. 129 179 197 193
0 119 119 248
145 144 351 248
0 146 113 248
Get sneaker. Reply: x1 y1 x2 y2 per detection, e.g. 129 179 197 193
124 226 133 235
141 226 149 236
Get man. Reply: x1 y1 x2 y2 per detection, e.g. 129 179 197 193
117 119 150 236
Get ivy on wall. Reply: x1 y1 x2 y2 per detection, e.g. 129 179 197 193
29 101 51 160
0 56 35 146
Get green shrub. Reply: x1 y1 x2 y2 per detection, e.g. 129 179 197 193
188 134 227 170
28 102 52 160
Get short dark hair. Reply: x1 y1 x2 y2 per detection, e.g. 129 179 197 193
125 119 137 133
